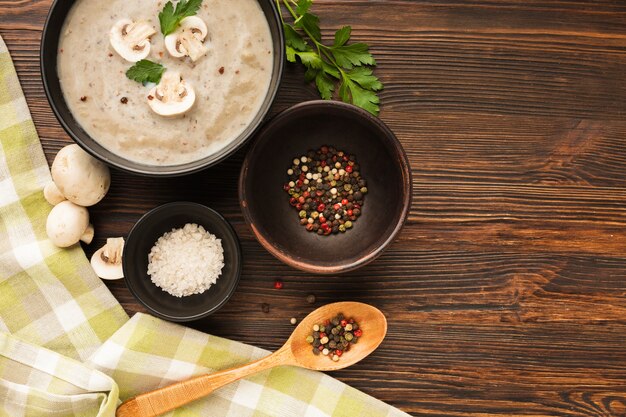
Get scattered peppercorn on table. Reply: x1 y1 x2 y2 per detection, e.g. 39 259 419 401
3 0 626 415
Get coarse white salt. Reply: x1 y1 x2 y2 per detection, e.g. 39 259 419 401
147 223 224 297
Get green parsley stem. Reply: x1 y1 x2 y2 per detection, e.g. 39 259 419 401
274 0 285 23
281 1 324 63
281 1 298 25
280 0 346 78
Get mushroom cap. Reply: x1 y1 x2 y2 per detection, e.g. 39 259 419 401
109 19 155 62
43 181 66 206
46 201 90 248
90 246 124 280
147 72 196 117
51 144 111 207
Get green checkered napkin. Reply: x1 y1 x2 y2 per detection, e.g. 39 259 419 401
0 332 119 417
0 36 128 362
0 35 409 417
87 314 408 417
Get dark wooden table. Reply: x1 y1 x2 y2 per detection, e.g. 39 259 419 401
2 1 626 415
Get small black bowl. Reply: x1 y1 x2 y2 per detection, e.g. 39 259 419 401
40 0 284 176
123 202 242 321
239 100 412 274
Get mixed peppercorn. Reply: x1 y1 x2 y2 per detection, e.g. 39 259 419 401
284 146 367 235
306 313 362 361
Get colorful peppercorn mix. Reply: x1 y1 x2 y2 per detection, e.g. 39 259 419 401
284 146 367 235
307 313 361 361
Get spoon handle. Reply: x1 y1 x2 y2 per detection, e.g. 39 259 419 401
116 347 293 417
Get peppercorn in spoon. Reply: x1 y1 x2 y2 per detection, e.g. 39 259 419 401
116 301 387 417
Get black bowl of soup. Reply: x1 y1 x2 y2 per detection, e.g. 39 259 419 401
239 101 412 274
41 0 284 176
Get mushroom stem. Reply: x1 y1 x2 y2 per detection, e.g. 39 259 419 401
179 33 207 61
81 224 95 244
123 22 156 48
102 237 124 264
147 72 196 117
91 237 125 280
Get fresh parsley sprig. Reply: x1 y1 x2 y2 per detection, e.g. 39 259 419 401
159 0 202 36
126 60 166 85
278 0 383 115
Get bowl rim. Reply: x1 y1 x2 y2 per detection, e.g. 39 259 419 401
238 100 412 274
122 201 243 322
40 0 285 177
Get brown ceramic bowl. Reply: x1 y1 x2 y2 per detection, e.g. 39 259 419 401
239 100 411 274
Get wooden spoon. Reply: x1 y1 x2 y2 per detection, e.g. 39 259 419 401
116 301 387 417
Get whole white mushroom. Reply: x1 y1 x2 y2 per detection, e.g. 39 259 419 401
51 144 111 207
46 201 93 247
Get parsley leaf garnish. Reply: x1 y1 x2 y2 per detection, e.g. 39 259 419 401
278 0 383 115
333 26 351 48
126 60 166 85
331 43 376 69
295 0 312 15
159 0 203 36
295 12 321 42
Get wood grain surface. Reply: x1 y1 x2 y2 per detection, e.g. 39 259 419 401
2 1 626 415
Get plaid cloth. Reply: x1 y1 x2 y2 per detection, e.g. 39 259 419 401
0 35 410 417
0 36 128 362
0 332 119 417
88 314 408 417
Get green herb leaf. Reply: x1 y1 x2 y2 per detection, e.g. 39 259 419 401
315 71 334 100
333 26 351 47
159 0 202 36
126 60 166 85
284 23 308 52
322 61 341 79
338 78 350 103
331 43 376 69
159 2 176 34
285 45 297 63
296 0 313 15
346 66 383 91
304 67 319 82
294 50 323 69
295 12 321 42
340 75 380 115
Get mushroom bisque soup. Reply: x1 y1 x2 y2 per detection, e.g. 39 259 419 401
57 0 274 166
